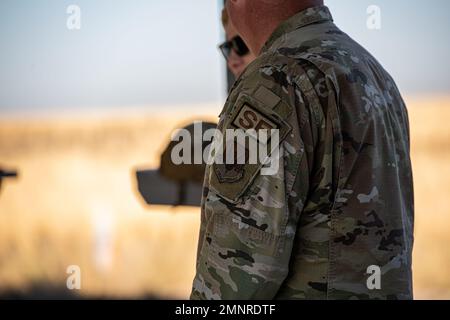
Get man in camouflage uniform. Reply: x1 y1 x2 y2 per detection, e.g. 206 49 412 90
191 1 414 300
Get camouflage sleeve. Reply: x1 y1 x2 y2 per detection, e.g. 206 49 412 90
191 58 314 300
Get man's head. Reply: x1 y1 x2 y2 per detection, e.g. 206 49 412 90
226 0 324 55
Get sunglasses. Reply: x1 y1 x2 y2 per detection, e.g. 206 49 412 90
219 36 250 60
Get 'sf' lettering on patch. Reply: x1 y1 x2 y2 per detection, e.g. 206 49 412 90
232 104 278 132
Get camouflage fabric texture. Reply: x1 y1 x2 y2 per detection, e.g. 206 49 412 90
191 5 414 300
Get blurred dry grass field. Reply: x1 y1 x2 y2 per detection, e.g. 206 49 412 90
0 99 449 299
406 97 450 299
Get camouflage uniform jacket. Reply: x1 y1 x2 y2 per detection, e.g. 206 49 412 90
191 5 414 300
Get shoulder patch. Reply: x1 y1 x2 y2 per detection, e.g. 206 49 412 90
232 104 278 132
209 92 293 203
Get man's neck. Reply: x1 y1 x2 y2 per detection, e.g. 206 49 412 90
249 2 321 55
249 22 281 56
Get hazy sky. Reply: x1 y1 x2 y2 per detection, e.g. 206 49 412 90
0 0 449 115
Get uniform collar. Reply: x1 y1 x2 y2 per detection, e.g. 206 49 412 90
260 5 333 54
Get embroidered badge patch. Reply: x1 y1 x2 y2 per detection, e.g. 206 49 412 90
232 104 278 132
210 92 291 203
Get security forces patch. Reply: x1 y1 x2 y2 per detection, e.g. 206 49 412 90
232 104 278 132
214 102 279 185
210 92 291 203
